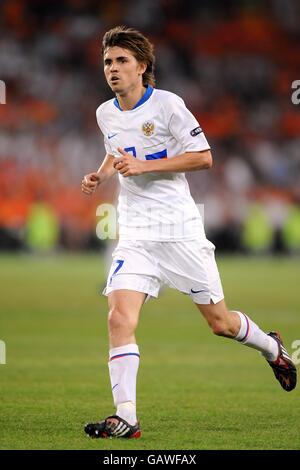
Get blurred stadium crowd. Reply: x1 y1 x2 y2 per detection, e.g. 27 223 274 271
0 0 300 252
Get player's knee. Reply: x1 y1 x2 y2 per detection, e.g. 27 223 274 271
108 307 126 332
108 307 136 335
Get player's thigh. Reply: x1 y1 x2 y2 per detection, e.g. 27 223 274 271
108 289 146 326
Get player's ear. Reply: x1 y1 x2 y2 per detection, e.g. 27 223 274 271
137 62 147 75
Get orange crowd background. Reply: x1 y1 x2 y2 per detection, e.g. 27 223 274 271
0 0 299 250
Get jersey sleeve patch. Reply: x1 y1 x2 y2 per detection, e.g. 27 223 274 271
190 126 203 137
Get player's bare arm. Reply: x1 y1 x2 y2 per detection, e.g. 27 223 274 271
81 153 117 195
114 147 212 177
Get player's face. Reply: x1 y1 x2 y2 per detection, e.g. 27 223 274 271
103 46 146 95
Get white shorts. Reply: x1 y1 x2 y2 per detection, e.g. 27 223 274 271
103 239 224 305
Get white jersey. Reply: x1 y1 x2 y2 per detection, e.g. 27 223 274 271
96 87 210 241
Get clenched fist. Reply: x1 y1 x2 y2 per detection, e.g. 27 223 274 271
81 172 101 195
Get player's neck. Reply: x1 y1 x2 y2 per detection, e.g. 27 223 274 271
116 84 146 111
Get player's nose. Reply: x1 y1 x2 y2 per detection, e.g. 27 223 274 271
110 61 119 72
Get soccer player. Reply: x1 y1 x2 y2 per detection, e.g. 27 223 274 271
81 26 297 439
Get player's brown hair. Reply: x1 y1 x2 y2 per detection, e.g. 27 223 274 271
102 26 156 87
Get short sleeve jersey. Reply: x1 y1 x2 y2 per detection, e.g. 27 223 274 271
96 86 210 241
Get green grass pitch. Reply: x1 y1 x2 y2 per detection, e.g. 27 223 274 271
0 253 300 450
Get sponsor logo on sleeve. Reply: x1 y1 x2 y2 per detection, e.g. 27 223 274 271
190 126 202 137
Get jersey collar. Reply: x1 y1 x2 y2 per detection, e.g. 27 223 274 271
113 85 153 111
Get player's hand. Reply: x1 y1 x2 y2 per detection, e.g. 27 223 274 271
81 172 101 195
114 148 146 177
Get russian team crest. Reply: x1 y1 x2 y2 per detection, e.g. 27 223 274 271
142 120 155 137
